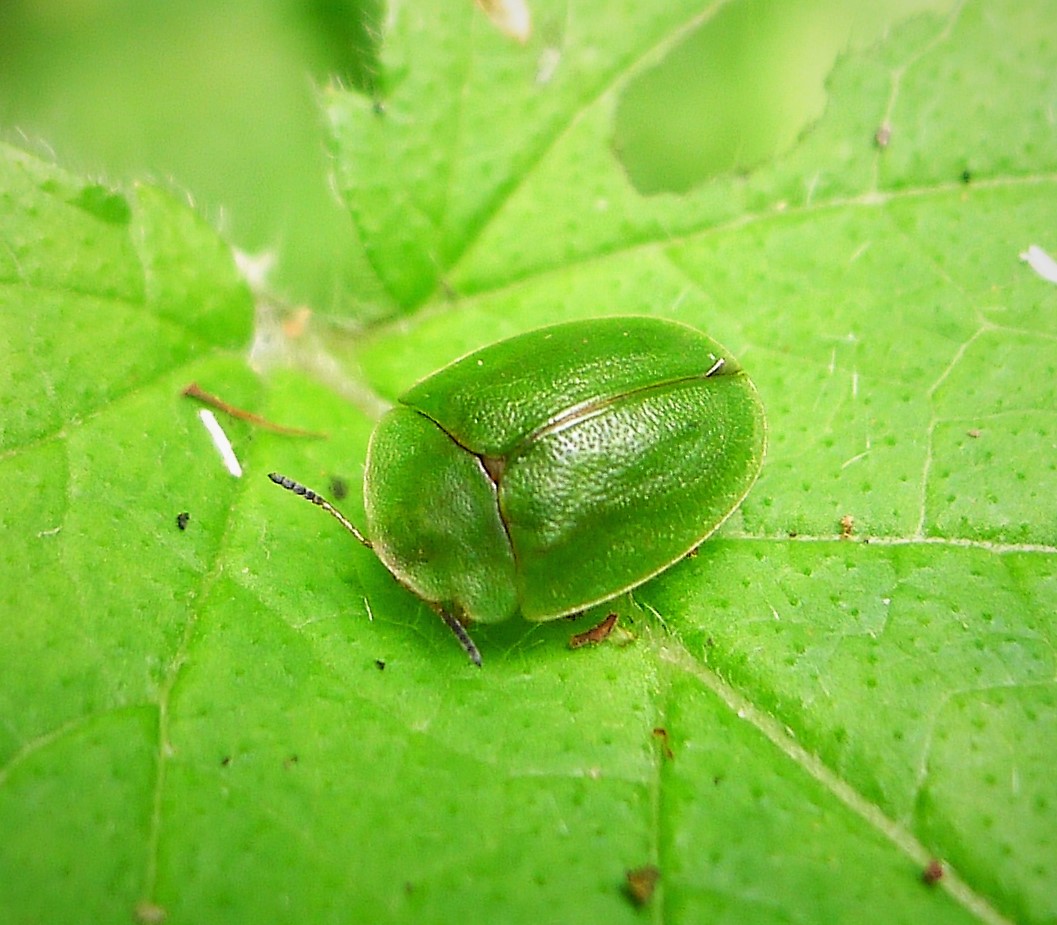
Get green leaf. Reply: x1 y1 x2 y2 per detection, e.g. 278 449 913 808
2 2 1056 925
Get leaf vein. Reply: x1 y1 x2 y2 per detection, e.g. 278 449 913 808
658 638 1017 925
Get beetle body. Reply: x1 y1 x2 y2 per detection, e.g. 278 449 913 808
365 316 764 623
272 316 764 663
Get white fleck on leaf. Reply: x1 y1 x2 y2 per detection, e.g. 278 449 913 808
476 0 531 43
1019 244 1057 284
198 409 243 478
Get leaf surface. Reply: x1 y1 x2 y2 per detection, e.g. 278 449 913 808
2 2 1056 924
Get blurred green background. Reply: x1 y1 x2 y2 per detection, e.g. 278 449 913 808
0 0 951 319
0 0 382 315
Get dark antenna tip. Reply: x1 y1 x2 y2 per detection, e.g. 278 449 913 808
267 471 372 549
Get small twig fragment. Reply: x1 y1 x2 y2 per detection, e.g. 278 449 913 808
183 382 327 438
569 612 618 649
652 727 674 760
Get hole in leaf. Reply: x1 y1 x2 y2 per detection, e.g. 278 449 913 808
613 0 956 194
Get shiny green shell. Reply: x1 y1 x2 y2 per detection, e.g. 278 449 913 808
363 316 765 625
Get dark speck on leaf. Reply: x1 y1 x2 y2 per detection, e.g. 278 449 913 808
625 865 659 906
922 859 944 885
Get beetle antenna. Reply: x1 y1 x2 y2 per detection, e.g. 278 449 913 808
435 608 483 667
268 472 372 549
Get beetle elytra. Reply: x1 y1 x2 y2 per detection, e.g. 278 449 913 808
270 316 765 665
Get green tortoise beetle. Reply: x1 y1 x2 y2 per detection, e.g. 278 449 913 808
270 316 765 665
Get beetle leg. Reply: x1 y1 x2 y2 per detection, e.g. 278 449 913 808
267 472 373 549
433 606 483 667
